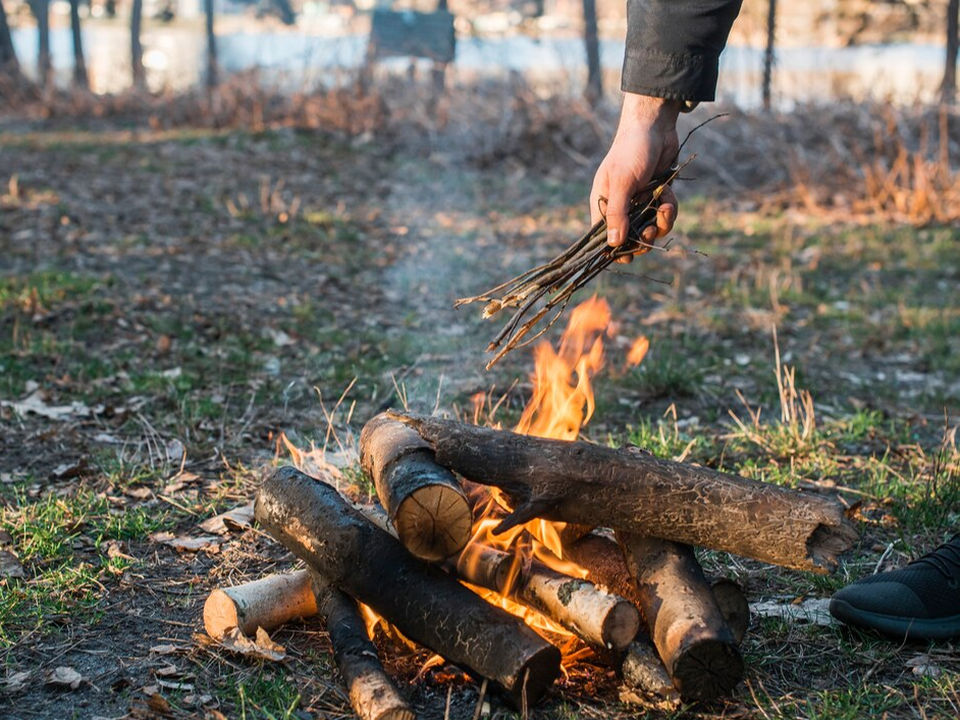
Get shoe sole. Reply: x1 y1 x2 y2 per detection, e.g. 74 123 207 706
830 598 960 641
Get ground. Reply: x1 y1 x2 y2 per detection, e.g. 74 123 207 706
0 111 957 719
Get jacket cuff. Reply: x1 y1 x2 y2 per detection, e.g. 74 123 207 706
621 48 721 103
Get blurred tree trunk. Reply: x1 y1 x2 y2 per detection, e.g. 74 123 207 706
272 0 295 26
70 0 88 90
762 0 776 110
30 0 51 89
582 0 601 102
946 0 959 103
204 0 217 89
0 0 21 79
131 0 145 90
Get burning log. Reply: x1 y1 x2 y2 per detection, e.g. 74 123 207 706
312 572 415 720
618 532 743 700
203 570 317 639
360 414 473 561
391 412 857 573
455 545 640 651
255 466 561 705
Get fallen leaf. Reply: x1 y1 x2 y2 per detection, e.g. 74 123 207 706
101 540 134 561
3 670 31 693
199 503 255 535
220 627 286 661
50 458 89 481
146 692 172 714
149 532 176 543
160 535 222 552
0 550 25 578
125 486 153 500
149 644 182 655
47 666 82 690
907 654 943 678
1 390 90 421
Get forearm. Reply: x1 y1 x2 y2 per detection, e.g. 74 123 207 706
622 0 743 102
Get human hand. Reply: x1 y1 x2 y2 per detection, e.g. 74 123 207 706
590 94 682 264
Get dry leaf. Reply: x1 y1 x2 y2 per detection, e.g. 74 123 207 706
0 550 25 578
149 644 181 655
125 487 153 500
3 671 31 694
161 535 222 552
907 654 943 678
199 503 255 535
47 666 82 690
1 390 90 421
220 627 286 661
51 459 89 481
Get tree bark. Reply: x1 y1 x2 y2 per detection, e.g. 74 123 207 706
945 0 959 103
361 414 472 562
204 0 217 89
69 0 88 90
312 573 416 720
391 412 858 573
455 544 640 651
203 570 318 640
582 0 601 102
255 466 561 706
131 0 145 90
618 532 743 700
562 532 750 645
762 0 777 110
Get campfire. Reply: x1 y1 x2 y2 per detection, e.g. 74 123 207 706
202 298 857 719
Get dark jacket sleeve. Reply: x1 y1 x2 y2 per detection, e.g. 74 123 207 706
622 0 743 102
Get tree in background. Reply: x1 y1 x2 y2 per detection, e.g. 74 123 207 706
70 0 89 90
204 0 217 89
131 0 145 90
28 0 51 89
762 0 776 110
582 0 601 102
0 0 20 82
946 0 959 102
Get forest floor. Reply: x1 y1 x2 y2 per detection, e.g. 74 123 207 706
0 107 958 719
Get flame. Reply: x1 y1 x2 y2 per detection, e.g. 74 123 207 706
626 335 650 368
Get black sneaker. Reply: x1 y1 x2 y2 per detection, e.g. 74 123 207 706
830 534 960 642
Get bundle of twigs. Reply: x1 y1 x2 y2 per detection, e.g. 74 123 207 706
457 156 694 369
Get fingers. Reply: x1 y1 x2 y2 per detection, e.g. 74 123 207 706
656 186 679 240
604 179 633 251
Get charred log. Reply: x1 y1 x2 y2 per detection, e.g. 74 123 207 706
255 466 561 705
312 572 415 720
391 412 857 573
361 413 473 562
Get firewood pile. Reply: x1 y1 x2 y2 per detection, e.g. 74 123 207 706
203 411 857 719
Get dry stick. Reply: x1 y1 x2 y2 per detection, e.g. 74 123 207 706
390 412 858 573
203 570 317 640
455 545 640 651
312 572 415 720
255 466 561 706
360 413 473 562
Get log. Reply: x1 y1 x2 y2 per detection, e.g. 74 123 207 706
563 533 750 644
361 413 473 561
255 466 561 705
621 641 680 703
618 532 744 700
312 572 415 720
455 545 640 651
203 570 318 639
391 412 857 572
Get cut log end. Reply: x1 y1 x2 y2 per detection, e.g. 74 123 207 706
203 589 240 639
671 637 744 701
603 599 643 651
395 484 473 562
510 645 563 707
807 521 860 572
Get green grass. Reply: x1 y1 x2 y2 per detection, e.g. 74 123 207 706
0 487 172 645
236 670 302 720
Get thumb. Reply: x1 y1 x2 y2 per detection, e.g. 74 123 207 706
605 180 633 249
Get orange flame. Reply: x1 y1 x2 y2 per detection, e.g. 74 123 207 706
626 335 650 368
